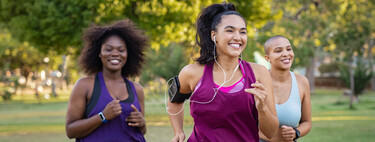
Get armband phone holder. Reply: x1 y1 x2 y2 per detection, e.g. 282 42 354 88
168 75 192 103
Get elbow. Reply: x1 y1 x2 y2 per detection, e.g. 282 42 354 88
263 121 279 139
65 125 78 139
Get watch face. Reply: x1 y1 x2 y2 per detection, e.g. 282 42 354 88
99 113 105 120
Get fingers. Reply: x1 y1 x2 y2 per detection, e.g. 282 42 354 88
131 104 140 112
251 81 266 90
127 105 145 127
103 99 122 120
281 125 296 141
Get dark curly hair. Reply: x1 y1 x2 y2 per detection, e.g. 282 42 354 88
195 2 246 64
79 19 148 77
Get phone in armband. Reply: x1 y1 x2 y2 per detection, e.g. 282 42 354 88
168 75 192 103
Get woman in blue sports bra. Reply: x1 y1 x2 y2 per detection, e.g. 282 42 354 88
260 35 312 142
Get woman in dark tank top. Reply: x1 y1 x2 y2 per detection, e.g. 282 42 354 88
65 19 148 142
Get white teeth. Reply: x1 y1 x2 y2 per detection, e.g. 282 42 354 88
230 44 240 47
110 60 119 64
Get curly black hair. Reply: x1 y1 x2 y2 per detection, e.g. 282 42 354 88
79 19 148 77
195 2 246 64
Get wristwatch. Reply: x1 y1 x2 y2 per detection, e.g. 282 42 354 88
293 127 300 142
98 112 108 123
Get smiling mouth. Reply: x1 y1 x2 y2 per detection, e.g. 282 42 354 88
109 59 120 64
281 59 290 64
229 43 241 48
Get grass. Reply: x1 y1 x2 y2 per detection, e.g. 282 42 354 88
0 88 374 142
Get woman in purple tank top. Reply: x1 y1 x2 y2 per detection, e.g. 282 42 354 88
168 2 279 142
65 19 148 141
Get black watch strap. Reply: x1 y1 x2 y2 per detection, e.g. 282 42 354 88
293 127 300 142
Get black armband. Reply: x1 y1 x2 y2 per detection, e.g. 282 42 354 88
168 75 192 103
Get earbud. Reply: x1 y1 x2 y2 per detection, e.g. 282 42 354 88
214 36 216 43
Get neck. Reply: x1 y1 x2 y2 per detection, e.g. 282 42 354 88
215 56 240 72
102 69 123 80
269 68 290 82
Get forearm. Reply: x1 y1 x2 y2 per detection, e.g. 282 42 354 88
66 114 102 138
168 102 185 135
297 121 311 137
258 106 279 139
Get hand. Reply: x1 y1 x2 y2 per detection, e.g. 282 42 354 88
102 99 122 120
171 132 185 142
281 125 296 141
126 104 145 127
245 81 268 111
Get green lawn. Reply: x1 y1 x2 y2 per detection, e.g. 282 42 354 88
0 89 374 142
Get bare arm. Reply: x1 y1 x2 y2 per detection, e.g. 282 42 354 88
246 63 278 139
65 78 102 138
296 75 312 137
65 78 123 138
169 64 203 142
126 82 147 134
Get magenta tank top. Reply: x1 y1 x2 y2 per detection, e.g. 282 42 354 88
188 60 259 142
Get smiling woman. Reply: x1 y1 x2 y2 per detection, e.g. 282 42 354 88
167 2 279 142
65 19 149 142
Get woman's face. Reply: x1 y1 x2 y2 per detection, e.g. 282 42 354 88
265 37 294 70
99 35 127 72
212 15 247 59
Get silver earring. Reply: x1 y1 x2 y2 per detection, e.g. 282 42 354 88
214 36 216 43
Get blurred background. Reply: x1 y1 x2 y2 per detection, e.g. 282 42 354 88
0 0 374 141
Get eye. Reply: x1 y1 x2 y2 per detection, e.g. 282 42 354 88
240 31 247 34
287 48 292 51
226 30 233 32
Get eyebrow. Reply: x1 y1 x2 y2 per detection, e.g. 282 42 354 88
273 45 292 49
224 26 247 30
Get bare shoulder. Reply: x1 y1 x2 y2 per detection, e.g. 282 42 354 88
179 63 205 92
248 62 270 81
71 75 95 97
295 74 310 88
132 81 144 94
179 63 205 80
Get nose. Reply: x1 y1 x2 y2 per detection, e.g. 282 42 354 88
233 32 240 41
111 50 120 57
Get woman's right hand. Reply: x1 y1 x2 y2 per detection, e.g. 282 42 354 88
171 132 185 142
102 99 122 120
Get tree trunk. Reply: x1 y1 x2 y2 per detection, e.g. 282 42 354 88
305 55 315 95
349 59 355 109
60 53 70 90
367 39 374 91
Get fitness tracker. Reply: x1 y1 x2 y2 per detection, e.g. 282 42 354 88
98 112 108 123
293 127 300 142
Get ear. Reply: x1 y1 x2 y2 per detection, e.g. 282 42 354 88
211 31 216 43
265 55 270 62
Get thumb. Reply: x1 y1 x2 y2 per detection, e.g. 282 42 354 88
131 104 139 112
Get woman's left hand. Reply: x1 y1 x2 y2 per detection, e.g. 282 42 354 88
245 81 268 111
126 104 145 128
281 125 296 141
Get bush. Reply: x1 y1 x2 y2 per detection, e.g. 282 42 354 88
339 59 373 96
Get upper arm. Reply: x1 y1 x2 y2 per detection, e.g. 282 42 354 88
133 82 145 116
66 78 92 124
178 64 205 94
251 63 277 114
297 75 311 123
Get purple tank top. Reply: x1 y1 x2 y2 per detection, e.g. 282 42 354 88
188 60 259 142
77 72 146 142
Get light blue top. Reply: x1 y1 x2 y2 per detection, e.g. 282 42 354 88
276 71 301 128
260 71 301 142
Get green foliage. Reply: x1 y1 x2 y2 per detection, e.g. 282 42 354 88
339 60 373 96
319 62 345 75
0 0 99 54
141 43 188 83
